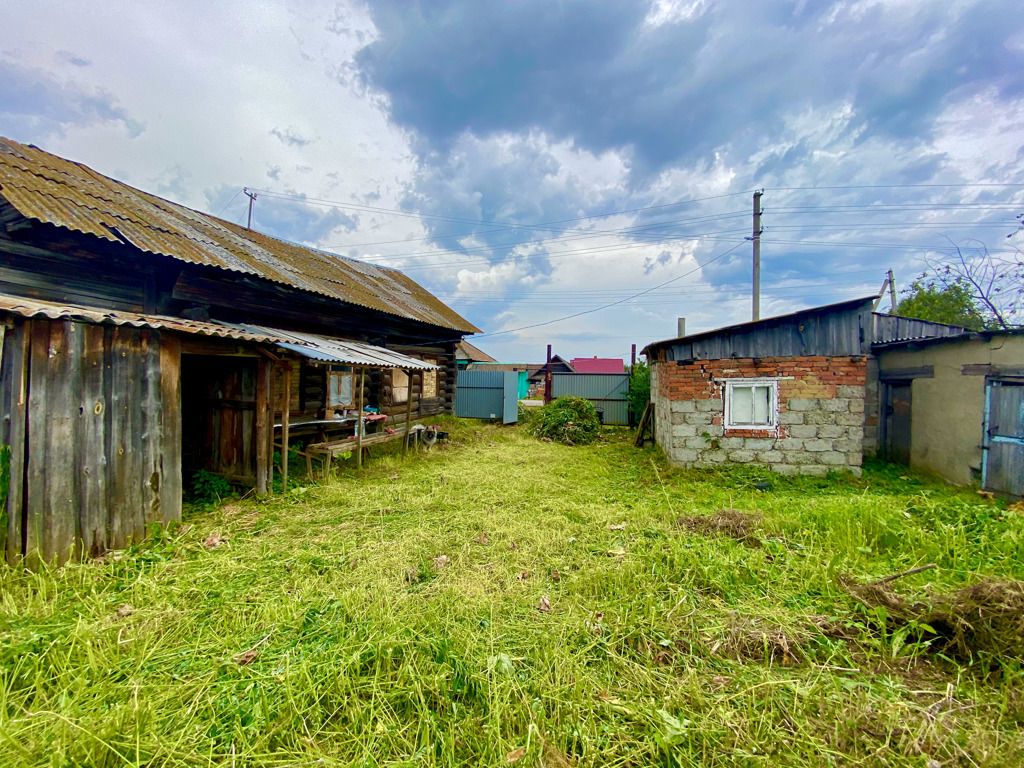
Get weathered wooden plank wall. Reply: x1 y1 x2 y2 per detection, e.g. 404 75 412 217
0 317 182 565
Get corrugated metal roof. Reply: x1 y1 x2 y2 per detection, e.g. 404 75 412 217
0 137 479 334
642 296 880 356
241 326 440 370
870 313 969 345
0 295 447 369
570 357 625 374
0 294 287 343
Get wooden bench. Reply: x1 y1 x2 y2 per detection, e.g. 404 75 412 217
305 430 418 476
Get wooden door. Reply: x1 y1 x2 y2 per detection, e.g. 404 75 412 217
884 382 913 465
181 355 258 484
985 380 1024 498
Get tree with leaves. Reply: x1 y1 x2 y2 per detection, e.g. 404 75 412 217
896 280 986 329
908 240 1024 330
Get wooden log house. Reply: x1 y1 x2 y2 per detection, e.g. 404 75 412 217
0 137 479 565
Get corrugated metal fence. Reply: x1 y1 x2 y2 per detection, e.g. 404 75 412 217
455 369 518 423
552 373 630 425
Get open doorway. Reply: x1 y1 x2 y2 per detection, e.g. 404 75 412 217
181 354 259 487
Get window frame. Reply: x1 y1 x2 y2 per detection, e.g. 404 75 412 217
326 366 355 409
392 368 410 405
723 378 779 430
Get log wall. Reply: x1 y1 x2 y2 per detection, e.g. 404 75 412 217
0 317 182 565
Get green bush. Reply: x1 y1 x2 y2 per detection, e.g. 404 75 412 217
517 400 538 426
532 396 601 445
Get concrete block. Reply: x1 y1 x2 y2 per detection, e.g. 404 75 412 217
684 412 713 426
694 398 724 413
774 464 800 476
803 439 834 452
832 438 862 452
779 411 804 425
804 412 831 425
744 438 776 451
717 437 746 450
784 451 814 464
836 412 866 427
779 439 804 452
848 452 863 466
671 423 699 438
728 449 756 463
684 436 710 449
671 448 699 464
799 465 830 477
702 450 729 464
670 400 696 413
787 398 820 412
822 399 850 413
788 425 818 439
757 451 785 463
849 399 865 414
820 451 848 465
836 385 864 398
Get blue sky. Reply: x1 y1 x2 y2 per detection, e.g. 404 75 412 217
2 0 1023 361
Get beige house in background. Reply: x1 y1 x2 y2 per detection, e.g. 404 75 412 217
873 331 1024 497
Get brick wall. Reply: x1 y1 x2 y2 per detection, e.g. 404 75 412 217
651 356 867 476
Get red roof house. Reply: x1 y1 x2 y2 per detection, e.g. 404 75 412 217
570 357 625 374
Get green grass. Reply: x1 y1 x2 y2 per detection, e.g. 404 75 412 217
2 421 1024 767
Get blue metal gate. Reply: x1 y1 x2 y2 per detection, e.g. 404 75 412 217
455 370 519 424
551 373 630 425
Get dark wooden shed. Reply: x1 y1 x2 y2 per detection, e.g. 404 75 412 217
0 136 478 565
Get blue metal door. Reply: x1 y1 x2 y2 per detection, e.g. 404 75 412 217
502 371 519 424
984 380 1024 498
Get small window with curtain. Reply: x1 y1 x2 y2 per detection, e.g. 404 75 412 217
724 379 778 429
327 366 354 409
392 369 409 404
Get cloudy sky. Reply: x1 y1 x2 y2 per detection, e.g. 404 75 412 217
3 0 1023 362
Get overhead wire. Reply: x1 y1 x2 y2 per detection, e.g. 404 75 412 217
476 241 747 339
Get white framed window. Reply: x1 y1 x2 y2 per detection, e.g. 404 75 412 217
724 378 778 429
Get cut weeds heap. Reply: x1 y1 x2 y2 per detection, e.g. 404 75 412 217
2 419 1024 767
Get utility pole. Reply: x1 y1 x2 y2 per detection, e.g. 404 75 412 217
887 269 897 314
244 187 258 230
752 190 763 321
544 344 553 404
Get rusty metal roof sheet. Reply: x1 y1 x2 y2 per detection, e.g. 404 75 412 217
0 295 448 368
0 137 479 334
243 326 440 370
0 294 288 343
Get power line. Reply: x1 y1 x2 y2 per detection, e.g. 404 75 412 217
770 183 1024 190
250 187 751 242
477 241 747 339
361 210 749 262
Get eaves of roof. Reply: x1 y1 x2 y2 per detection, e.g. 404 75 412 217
0 136 480 334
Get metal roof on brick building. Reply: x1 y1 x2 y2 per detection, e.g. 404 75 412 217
0 137 479 334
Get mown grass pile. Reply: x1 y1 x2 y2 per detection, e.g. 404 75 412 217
2 420 1024 766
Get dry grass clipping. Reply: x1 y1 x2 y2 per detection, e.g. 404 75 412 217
840 575 1024 660
678 508 762 546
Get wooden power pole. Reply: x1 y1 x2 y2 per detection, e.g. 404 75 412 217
244 187 258 230
887 269 897 313
752 190 763 321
